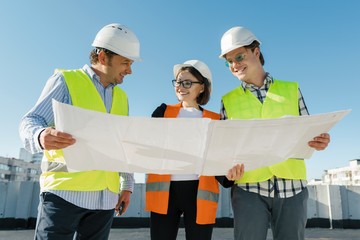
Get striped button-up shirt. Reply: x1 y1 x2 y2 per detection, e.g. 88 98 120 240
220 73 308 198
19 64 134 209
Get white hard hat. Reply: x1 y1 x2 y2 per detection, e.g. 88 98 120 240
219 26 261 58
173 60 212 84
92 23 142 61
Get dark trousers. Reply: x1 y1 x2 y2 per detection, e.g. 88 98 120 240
34 192 115 240
150 180 214 240
231 186 308 240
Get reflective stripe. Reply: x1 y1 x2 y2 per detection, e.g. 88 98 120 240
39 69 126 193
197 189 219 203
146 181 170 192
41 161 68 172
146 104 220 224
222 80 306 183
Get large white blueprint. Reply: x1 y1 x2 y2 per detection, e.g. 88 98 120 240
53 100 350 175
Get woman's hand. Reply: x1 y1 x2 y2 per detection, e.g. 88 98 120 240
226 163 245 181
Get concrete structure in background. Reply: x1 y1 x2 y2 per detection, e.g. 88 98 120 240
0 157 40 182
1 181 359 230
309 159 360 186
1 154 359 229
19 148 43 163
322 159 360 185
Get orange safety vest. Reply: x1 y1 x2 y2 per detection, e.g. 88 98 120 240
146 103 220 224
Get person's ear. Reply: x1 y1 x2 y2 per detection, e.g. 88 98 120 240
98 50 107 64
254 47 260 57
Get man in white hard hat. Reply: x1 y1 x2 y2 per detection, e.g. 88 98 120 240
19 23 141 239
219 26 331 240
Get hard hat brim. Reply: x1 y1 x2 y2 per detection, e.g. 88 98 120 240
173 60 212 83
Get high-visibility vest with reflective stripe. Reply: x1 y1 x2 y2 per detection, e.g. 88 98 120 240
222 80 306 183
146 103 220 224
40 69 128 193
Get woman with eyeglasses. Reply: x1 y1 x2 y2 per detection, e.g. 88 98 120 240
145 59 244 240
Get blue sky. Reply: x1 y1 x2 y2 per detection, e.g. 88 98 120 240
1 1 359 181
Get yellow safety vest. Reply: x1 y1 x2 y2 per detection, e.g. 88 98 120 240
222 80 306 183
146 103 220 224
40 69 128 193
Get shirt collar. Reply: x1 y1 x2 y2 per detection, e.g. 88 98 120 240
82 64 116 88
241 72 274 90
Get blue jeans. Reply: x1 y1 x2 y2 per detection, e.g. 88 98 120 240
34 192 114 240
231 186 308 240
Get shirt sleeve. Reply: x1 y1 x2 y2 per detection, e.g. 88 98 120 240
298 88 309 116
220 100 228 120
216 175 234 188
120 172 135 192
18 72 70 154
151 103 167 118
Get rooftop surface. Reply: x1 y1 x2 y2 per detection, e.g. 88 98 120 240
1 228 359 240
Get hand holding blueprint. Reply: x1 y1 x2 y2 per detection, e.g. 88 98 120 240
53 100 350 175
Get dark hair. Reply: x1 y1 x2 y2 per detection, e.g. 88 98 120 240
176 66 211 105
89 48 116 64
245 41 265 66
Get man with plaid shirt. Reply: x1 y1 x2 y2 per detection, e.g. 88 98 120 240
219 26 330 240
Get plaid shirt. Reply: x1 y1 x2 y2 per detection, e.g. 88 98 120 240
220 73 309 198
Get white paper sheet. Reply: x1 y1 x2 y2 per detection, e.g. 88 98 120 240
53 100 350 175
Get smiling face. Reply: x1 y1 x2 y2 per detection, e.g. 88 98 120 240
93 50 134 87
102 54 134 86
174 70 204 109
225 46 264 86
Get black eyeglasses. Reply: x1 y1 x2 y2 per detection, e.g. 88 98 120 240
225 53 246 67
172 79 203 89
